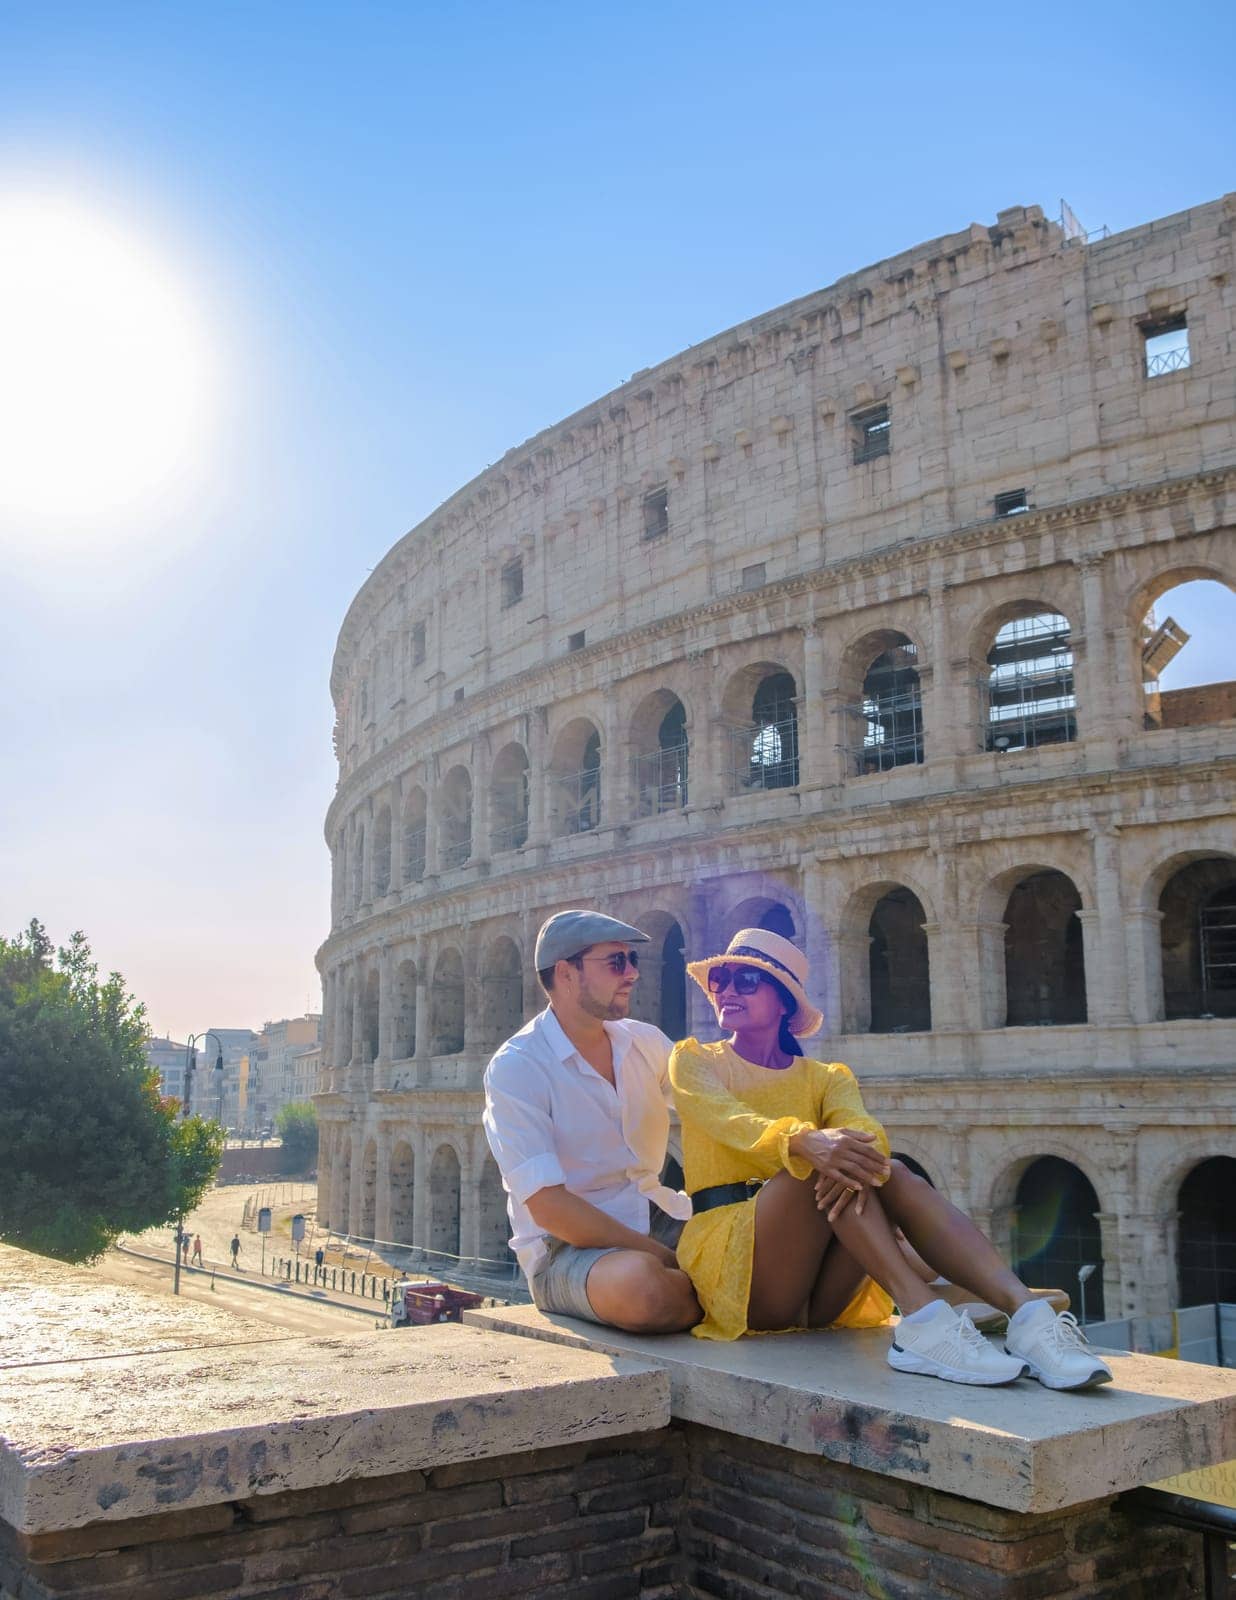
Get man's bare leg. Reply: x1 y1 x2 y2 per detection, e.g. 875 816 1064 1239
584 1249 701 1333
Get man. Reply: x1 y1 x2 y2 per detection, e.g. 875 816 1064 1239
191 1233 203 1265
230 1233 241 1269
483 910 699 1333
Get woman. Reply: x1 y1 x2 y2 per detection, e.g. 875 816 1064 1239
669 928 1111 1390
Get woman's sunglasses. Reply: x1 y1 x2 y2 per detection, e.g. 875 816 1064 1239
706 965 769 996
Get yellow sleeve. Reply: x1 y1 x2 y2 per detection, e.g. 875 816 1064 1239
818 1062 891 1165
670 1040 814 1180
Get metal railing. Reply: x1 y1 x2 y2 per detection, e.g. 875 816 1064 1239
632 744 689 814
402 826 426 882
552 768 601 835
726 715 799 791
439 834 472 869
1127 1488 1235 1598
1147 345 1191 378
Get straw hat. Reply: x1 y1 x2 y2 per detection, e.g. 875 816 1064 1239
686 928 823 1038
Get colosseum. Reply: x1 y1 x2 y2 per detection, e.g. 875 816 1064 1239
316 194 1236 1328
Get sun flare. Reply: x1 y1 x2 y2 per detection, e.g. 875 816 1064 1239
0 188 219 529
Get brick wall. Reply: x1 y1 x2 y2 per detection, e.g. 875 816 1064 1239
1159 681 1236 728
677 1424 1204 1600
0 1430 683 1600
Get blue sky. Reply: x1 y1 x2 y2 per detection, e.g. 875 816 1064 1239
2 1 1234 1040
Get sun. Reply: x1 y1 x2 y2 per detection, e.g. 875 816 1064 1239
0 187 219 529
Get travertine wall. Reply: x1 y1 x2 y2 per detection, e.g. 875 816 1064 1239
316 195 1236 1317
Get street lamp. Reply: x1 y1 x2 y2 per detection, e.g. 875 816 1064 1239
173 1031 225 1296
1077 1262 1098 1327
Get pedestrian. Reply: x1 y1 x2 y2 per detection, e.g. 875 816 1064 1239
314 1245 325 1281
191 1234 203 1266
181 1234 190 1265
230 1233 241 1269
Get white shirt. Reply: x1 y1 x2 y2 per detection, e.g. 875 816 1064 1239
482 1007 692 1278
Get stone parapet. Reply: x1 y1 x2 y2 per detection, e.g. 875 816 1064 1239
466 1304 1236 1516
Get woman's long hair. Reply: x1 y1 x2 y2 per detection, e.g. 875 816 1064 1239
767 975 804 1057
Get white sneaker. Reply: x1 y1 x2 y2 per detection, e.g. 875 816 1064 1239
888 1302 1029 1386
1004 1303 1113 1391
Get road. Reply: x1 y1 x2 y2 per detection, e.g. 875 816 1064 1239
97 1245 384 1338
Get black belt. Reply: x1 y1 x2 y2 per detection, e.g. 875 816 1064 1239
690 1179 765 1215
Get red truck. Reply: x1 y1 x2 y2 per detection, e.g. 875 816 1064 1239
389 1279 486 1327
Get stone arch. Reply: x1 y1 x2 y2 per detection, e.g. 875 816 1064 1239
626 909 688 1040
477 1155 512 1265
430 947 466 1055
720 894 800 948
489 741 530 853
1156 855 1236 1019
630 688 690 814
389 1140 415 1244
1133 565 1236 731
868 887 931 1034
361 966 380 1061
340 980 356 1065
429 1143 462 1259
1124 557 1236 634
358 1139 378 1241
402 786 427 884
393 958 418 1059
438 765 473 869
974 862 1089 1030
722 661 799 793
549 716 603 836
1177 1156 1236 1307
481 934 524 1045
372 804 392 896
1011 1156 1104 1321
839 628 925 776
971 600 1078 753
350 824 365 908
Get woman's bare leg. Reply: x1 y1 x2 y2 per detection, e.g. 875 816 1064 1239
748 1171 839 1330
879 1163 1031 1315
814 1188 940 1323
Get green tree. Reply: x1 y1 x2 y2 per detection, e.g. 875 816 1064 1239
0 919 224 1263
276 1100 318 1173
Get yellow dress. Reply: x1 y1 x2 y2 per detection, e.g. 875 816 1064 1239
670 1038 895 1341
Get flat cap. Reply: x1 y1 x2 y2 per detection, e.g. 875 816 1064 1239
535 910 650 970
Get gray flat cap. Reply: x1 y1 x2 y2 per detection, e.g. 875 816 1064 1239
535 910 650 970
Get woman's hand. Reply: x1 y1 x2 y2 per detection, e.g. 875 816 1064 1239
788 1127 890 1189
814 1174 869 1220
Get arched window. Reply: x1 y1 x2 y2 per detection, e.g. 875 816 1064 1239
362 968 380 1062
402 787 427 884
430 1145 462 1258
749 671 799 789
477 1156 514 1266
1177 1157 1236 1306
550 719 603 837
984 611 1076 752
350 827 365 909
372 806 392 896
869 888 931 1032
632 695 689 815
481 936 524 1045
1013 1157 1103 1321
1003 870 1087 1026
850 639 923 774
1140 578 1236 731
490 743 530 853
1159 859 1236 1018
430 948 465 1055
439 767 472 869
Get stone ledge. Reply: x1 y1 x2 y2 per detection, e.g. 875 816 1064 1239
465 1304 1236 1516
0 1253 669 1539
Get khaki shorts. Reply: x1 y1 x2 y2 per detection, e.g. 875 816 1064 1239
528 1208 685 1324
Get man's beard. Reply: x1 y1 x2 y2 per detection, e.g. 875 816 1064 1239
579 987 630 1021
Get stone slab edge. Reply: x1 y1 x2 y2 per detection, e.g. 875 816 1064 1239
0 1346 669 1536
464 1307 1236 1515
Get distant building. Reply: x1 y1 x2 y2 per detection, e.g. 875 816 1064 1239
143 1036 189 1103
197 1028 259 1130
247 1016 322 1131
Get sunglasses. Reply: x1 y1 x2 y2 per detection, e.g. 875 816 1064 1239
707 965 769 996
572 950 641 975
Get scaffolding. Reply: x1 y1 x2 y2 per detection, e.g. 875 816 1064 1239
840 645 923 775
726 709 799 791
552 766 601 834
983 613 1077 751
439 809 472 869
489 777 529 853
1200 893 1236 1017
632 743 689 814
402 824 426 882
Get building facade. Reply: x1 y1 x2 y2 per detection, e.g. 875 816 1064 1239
247 1015 323 1133
316 197 1236 1316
